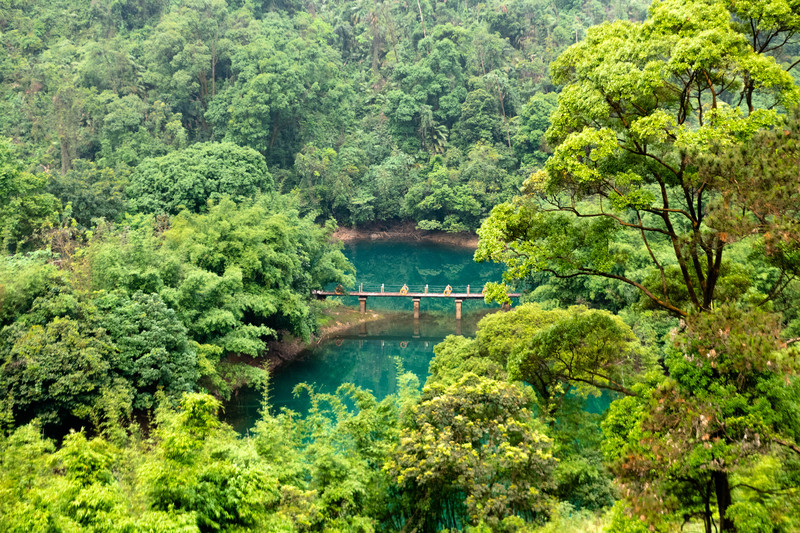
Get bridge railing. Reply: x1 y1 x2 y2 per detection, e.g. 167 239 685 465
344 283 487 295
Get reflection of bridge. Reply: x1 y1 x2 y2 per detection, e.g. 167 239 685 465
331 335 440 350
313 283 520 319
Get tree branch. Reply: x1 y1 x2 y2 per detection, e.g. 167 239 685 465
540 267 687 316
772 435 800 456
638 211 669 302
541 197 674 237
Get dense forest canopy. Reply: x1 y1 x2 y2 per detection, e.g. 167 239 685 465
1 0 800 531
0 0 654 238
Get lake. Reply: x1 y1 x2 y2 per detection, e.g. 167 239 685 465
224 240 509 433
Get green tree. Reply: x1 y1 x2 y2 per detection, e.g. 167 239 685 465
47 159 127 228
404 158 483 232
385 24 472 152
386 373 556 531
142 0 238 133
476 0 800 317
127 142 274 215
475 304 648 411
0 312 114 428
0 252 66 328
452 87 505 148
94 291 199 410
429 304 643 513
0 139 60 253
512 92 558 167
206 13 356 167
94 95 188 172
603 307 800 532
474 1 800 529
161 197 354 354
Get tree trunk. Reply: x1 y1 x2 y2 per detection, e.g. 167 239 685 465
703 478 713 533
370 16 383 77
60 136 71 175
415 0 428 46
211 51 216 98
268 113 280 151
713 470 736 532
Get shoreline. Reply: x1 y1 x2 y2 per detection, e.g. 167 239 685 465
332 221 479 248
264 306 390 371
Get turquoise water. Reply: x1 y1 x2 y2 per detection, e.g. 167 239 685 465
334 240 508 312
224 241 509 433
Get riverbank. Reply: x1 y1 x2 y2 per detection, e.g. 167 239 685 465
333 221 478 248
264 304 389 371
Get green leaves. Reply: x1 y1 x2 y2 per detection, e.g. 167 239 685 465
128 142 274 215
94 291 198 410
161 197 354 352
604 306 800 530
0 139 60 254
547 127 618 185
478 0 800 318
386 373 556 530
0 316 114 427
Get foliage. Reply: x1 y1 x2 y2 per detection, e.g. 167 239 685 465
0 252 66 328
128 142 274 215
0 306 116 428
47 159 128 228
513 93 558 168
87 196 353 361
1 0 800 531
93 291 198 410
474 304 649 412
692 108 800 277
0 139 60 253
603 306 800 532
386 373 556 531
476 0 800 315
0 0 653 232
160 196 354 352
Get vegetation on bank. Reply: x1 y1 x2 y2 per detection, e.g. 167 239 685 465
1 0 800 530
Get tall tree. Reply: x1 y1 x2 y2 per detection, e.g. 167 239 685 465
474 0 800 530
476 0 800 317
143 0 238 133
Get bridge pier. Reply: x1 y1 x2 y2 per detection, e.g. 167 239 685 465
413 297 420 319
359 297 367 314
455 299 463 320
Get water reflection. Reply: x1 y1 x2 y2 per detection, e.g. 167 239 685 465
224 312 492 434
224 240 510 433
335 241 507 313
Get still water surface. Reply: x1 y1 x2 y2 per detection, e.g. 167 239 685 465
224 241 509 433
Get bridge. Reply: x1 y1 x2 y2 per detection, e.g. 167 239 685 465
313 283 521 319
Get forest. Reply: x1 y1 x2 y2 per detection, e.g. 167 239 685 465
1 0 800 531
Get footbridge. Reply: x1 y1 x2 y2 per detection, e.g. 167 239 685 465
313 283 521 319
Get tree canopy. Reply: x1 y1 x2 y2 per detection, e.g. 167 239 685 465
477 0 800 315
2 0 800 531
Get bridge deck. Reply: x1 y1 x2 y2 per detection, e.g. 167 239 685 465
313 290 521 299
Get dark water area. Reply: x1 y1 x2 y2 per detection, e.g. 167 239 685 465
224 241 510 433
